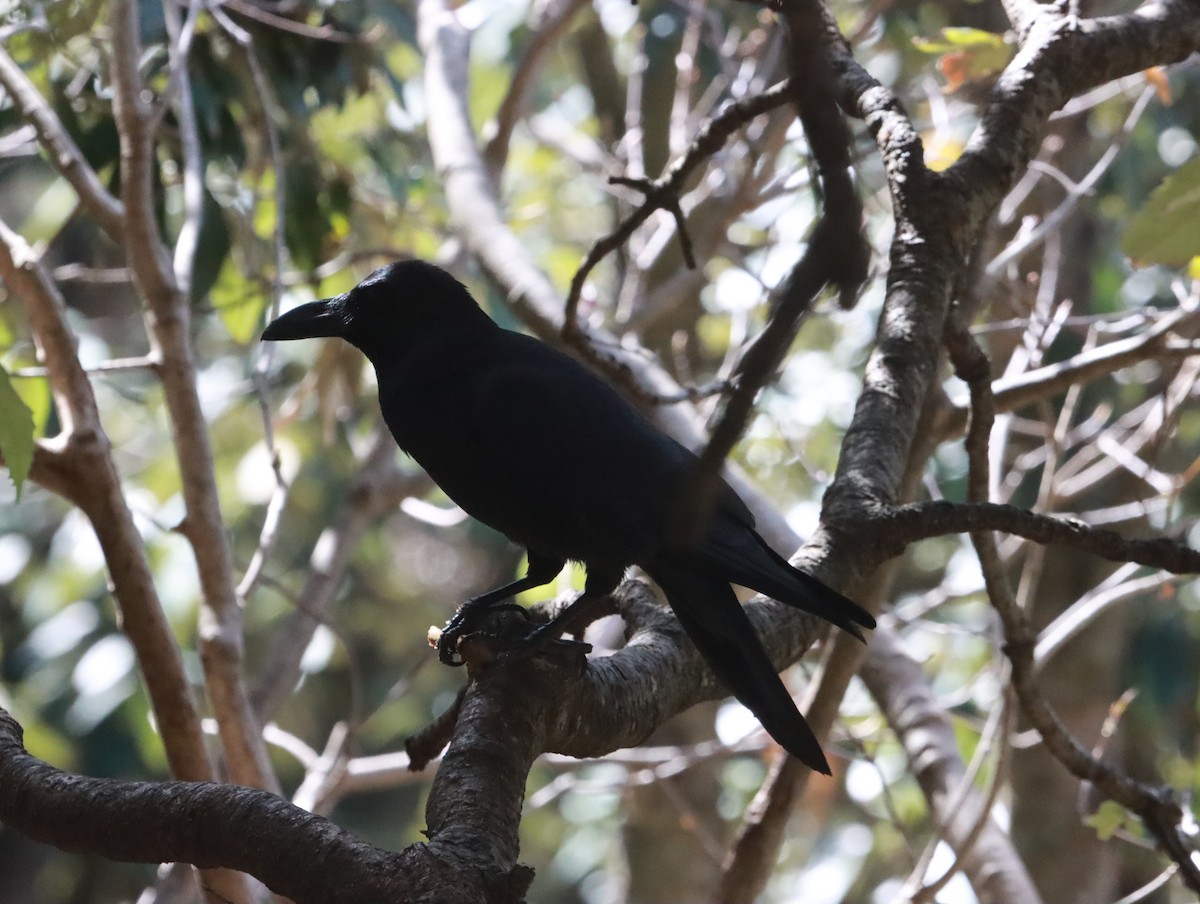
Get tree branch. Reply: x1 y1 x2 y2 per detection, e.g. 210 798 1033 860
937 307 1200 439
564 79 792 330
864 500 1200 573
0 223 211 784
482 0 590 177
250 430 426 719
862 630 1043 904
951 0 1200 226
0 705 499 904
946 317 1200 894
109 0 277 795
0 47 125 239
0 581 840 903
161 0 205 295
0 218 251 904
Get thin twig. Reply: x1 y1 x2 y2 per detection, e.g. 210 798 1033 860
986 86 1156 278
483 0 589 177
217 0 363 43
862 631 1042 904
907 685 1015 902
564 80 791 330
160 0 204 295
211 0 294 603
250 430 419 719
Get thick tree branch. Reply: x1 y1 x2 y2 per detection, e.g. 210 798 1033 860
821 0 1200 557
0 582 834 903
0 706 516 904
952 0 1200 225
537 581 841 758
414 1 1200 897
820 26 952 540
0 224 211 785
678 0 874 541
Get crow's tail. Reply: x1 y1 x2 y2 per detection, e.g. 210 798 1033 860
692 522 876 641
644 557 830 774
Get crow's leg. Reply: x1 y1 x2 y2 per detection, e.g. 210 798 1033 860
510 564 625 653
437 550 565 665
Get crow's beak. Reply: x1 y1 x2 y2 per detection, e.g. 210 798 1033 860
261 296 349 341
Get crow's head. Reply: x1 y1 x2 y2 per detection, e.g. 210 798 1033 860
261 260 489 361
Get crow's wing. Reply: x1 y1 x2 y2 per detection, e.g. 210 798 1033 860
381 331 713 565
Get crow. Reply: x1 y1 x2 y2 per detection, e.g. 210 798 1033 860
262 260 874 773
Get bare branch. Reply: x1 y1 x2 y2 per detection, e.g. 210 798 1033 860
215 0 363 43
718 630 870 904
985 86 1156 279
946 318 1200 894
564 80 791 330
938 307 1200 438
0 705 504 904
483 0 590 177
952 1 1200 222
109 0 277 795
717 747 807 904
867 500 1200 573
906 683 1014 903
209 2 296 605
251 431 423 719
0 221 212 783
161 0 205 295
1035 570 1174 667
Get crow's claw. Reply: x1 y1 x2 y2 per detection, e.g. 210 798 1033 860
460 630 592 673
434 602 533 666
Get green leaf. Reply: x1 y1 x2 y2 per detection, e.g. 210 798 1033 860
20 177 80 245
913 27 1008 54
12 373 51 435
210 258 268 345
1084 800 1128 841
1122 156 1200 267
0 363 36 498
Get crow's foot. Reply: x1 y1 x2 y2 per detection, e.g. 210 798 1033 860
458 628 592 673
433 601 530 666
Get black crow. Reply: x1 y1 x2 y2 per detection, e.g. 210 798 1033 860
262 260 874 772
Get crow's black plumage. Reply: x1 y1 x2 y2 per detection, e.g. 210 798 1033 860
262 260 874 773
